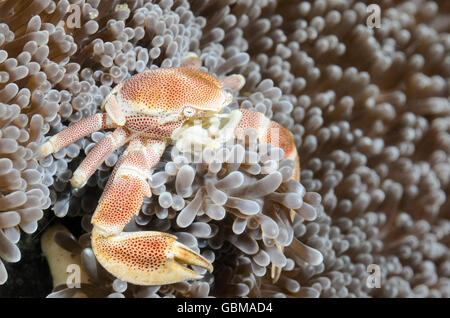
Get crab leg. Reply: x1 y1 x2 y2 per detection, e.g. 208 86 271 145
181 52 202 69
234 109 300 283
38 113 116 158
70 127 132 188
91 138 212 285
235 109 300 181
181 52 245 92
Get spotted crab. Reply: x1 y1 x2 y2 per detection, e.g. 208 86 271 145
38 53 300 286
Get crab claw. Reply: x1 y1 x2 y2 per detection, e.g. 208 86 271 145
91 229 212 286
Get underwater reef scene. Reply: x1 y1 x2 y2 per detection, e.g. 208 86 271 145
0 0 449 298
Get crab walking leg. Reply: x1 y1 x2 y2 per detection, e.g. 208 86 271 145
234 110 300 283
91 138 212 285
38 113 116 158
180 53 245 92
181 52 202 69
235 109 300 221
219 74 246 92
70 127 132 188
235 109 300 181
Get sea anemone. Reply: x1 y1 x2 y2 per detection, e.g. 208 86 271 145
0 0 449 298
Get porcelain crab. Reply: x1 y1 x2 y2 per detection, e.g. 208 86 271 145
39 53 299 286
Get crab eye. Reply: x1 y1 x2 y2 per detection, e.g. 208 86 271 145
183 106 196 117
